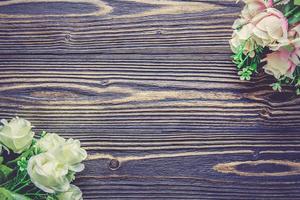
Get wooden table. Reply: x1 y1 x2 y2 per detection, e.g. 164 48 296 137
0 0 300 199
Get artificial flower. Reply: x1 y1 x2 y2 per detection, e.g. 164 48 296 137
241 0 273 20
232 18 248 29
264 48 297 79
230 31 256 57
52 138 87 172
271 24 300 49
36 133 65 152
251 8 288 46
27 152 70 193
231 0 300 94
266 24 300 78
0 117 34 153
36 133 86 172
56 185 83 200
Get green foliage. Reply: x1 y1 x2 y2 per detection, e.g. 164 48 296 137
271 82 282 92
238 67 253 80
0 141 52 200
66 171 76 182
0 165 13 183
0 187 31 200
288 11 300 24
232 37 300 94
269 71 300 94
46 195 59 200
284 1 300 24
232 39 263 82
0 127 84 200
17 157 28 172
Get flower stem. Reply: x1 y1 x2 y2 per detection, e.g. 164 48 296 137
13 180 31 193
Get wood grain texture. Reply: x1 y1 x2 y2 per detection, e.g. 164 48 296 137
0 0 299 199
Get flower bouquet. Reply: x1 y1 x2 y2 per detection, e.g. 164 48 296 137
0 117 87 200
230 0 300 94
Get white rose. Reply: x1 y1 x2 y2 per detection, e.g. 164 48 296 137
56 185 83 200
0 117 34 153
52 138 87 172
36 133 65 152
27 152 70 193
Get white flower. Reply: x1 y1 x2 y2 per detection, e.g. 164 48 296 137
27 152 70 193
37 133 87 172
0 117 34 153
56 185 83 200
36 133 65 152
52 138 87 172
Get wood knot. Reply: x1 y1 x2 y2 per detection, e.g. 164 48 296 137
100 79 110 86
156 30 162 36
109 159 120 170
65 33 72 42
214 160 300 177
259 107 270 118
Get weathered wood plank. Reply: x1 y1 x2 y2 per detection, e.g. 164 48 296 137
0 0 299 199
0 0 239 54
0 54 299 131
77 150 300 199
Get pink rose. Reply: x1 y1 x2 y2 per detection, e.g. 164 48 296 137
241 0 273 20
271 23 300 48
264 49 297 79
268 24 300 77
251 8 288 46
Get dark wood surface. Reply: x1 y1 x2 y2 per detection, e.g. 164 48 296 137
0 0 300 199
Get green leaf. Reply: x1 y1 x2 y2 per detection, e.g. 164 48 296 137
271 82 282 92
46 195 58 200
17 157 28 172
288 11 300 24
66 171 76 182
294 0 300 6
285 1 293 13
296 77 300 86
0 187 31 200
0 187 13 200
11 192 32 200
0 164 13 183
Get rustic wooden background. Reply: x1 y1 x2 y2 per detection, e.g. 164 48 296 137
0 0 300 199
